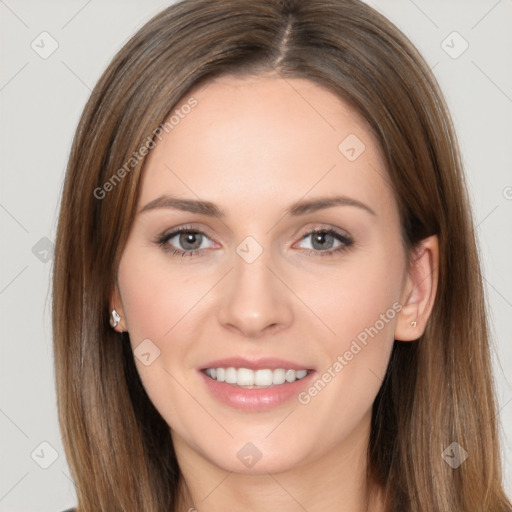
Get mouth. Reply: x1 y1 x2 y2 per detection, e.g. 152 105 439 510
198 357 315 411
202 367 310 388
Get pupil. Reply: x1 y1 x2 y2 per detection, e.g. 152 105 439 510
180 232 202 250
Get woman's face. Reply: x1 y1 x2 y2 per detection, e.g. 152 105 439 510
112 75 418 474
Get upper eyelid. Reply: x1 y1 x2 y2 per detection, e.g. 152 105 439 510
161 224 349 236
159 227 218 250
160 224 215 240
159 224 352 247
293 228 352 250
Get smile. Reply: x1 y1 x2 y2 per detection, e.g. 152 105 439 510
203 367 309 387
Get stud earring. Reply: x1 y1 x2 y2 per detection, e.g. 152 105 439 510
110 309 121 328
411 320 417 328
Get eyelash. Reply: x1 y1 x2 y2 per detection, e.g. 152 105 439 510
155 225 354 258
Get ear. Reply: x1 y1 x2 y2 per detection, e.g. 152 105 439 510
109 281 128 333
394 235 439 341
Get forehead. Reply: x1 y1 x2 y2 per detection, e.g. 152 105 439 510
139 74 395 218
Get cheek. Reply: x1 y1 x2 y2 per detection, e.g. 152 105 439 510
117 247 206 343
116 249 206 429
307 245 404 345
300 241 405 400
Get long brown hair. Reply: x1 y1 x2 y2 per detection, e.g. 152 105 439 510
52 0 511 510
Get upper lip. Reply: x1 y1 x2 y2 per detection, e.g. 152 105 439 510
200 357 312 371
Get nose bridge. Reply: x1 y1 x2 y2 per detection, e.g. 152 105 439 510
217 237 293 336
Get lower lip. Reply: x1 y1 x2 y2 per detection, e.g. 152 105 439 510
199 371 315 412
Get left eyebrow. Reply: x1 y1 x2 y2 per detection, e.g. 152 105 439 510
287 196 376 217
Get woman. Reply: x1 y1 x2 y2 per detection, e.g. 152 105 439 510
52 0 511 510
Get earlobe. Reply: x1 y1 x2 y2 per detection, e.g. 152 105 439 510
394 235 439 342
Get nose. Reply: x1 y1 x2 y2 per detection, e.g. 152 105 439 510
217 248 294 339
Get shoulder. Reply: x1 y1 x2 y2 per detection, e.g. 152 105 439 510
61 508 76 512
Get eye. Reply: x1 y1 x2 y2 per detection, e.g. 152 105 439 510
155 225 353 258
295 228 353 256
157 227 216 257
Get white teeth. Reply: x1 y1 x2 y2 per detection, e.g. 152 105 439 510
237 368 254 386
216 367 225 382
204 367 309 387
285 369 296 382
225 367 237 384
254 369 273 386
205 368 217 379
272 368 286 385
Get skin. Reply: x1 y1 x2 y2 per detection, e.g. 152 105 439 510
110 74 438 512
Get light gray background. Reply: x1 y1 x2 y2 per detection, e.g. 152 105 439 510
0 1 511 510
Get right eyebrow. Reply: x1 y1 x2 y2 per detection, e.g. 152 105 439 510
138 195 226 217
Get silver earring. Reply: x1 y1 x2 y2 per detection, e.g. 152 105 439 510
411 320 417 328
110 309 121 328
